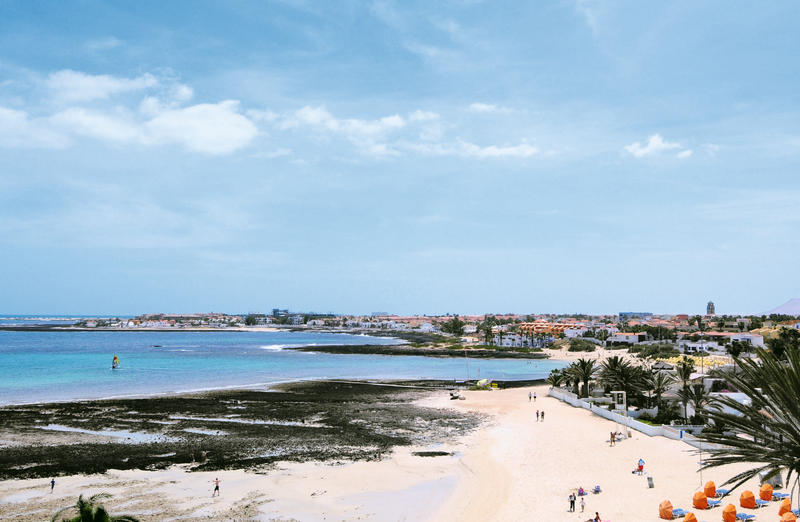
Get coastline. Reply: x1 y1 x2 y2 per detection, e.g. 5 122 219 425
0 380 481 481
287 344 550 359
2 382 773 521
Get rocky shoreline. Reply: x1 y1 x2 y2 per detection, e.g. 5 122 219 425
0 380 480 480
288 344 549 358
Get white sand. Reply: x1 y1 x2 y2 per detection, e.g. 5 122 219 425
0 385 786 521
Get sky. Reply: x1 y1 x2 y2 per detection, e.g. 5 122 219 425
1 1 799 316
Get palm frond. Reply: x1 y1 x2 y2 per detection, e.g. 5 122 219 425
697 347 800 492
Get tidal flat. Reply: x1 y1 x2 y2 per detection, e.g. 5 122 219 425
0 380 479 480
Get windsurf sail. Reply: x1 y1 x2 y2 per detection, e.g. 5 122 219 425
112 355 119 368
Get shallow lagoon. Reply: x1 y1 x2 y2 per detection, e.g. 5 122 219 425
0 330 566 404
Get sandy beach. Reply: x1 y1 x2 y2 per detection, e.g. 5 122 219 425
0 383 784 521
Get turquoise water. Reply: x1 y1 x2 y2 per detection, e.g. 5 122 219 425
0 330 566 404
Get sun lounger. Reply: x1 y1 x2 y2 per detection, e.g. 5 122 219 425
773 492 790 500
716 488 731 497
793 508 800 516
735 514 755 521
672 508 689 518
754 499 769 508
707 499 721 508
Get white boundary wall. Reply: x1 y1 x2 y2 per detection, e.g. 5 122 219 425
547 387 720 446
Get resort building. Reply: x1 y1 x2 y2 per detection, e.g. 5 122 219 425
619 312 653 320
607 332 647 345
516 321 579 335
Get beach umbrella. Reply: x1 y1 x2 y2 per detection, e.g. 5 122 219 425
759 483 773 501
739 490 756 509
782 512 797 522
704 480 716 498
692 491 708 510
658 500 673 520
780 498 792 516
683 513 698 522
722 503 736 522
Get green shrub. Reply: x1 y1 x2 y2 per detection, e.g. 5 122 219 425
568 339 597 352
633 343 681 359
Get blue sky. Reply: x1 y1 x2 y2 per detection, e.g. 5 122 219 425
1 1 799 316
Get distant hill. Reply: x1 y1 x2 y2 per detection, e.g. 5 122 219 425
767 298 800 316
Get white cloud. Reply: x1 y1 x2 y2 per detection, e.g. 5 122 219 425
468 102 497 113
1 69 257 155
0 107 70 148
85 37 123 52
47 70 158 102
624 134 687 158
252 147 293 159
50 107 141 142
171 84 194 103
44 101 257 155
284 106 406 138
467 102 513 114
408 110 439 122
247 109 280 122
575 0 601 36
280 106 413 157
145 101 258 155
408 140 538 158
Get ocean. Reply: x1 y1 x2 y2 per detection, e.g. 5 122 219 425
0 330 566 405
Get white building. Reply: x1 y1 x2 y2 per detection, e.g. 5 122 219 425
564 328 587 339
417 322 439 332
730 332 765 347
607 332 644 345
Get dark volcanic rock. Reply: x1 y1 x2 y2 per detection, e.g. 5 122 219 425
0 381 479 479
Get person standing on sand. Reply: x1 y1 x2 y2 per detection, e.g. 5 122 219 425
610 431 615 446
536 410 539 421
528 391 532 402
541 410 545 422
50 478 55 493
534 392 537 402
212 477 220 497
568 492 576 511
580 497 585 512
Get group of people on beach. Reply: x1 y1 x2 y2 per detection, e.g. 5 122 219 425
568 492 601 521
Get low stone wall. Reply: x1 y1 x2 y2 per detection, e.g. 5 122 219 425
548 387 704 442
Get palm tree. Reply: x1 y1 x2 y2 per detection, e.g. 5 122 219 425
697 347 800 502
688 383 712 423
646 370 675 409
52 493 139 522
569 358 598 398
676 357 695 421
546 369 565 388
600 356 647 406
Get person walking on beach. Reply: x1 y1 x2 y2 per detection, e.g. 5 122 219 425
610 431 615 446
568 492 576 512
540 410 545 422
528 391 532 402
580 496 585 512
536 410 539 421
212 477 220 497
533 392 537 402
50 478 55 493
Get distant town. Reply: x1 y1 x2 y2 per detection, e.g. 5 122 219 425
29 298 795 358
